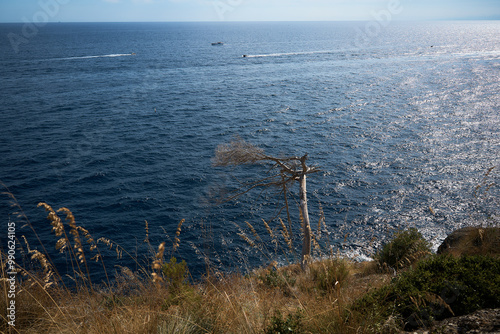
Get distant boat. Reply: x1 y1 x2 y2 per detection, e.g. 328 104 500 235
211 42 224 46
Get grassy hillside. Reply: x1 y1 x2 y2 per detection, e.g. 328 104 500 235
1 201 498 333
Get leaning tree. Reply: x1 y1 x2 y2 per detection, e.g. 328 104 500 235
212 138 320 269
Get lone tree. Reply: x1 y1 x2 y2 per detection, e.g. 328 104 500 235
213 138 320 269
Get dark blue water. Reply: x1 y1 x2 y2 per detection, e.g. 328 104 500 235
1 21 499 280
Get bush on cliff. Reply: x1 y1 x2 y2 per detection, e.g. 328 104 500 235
354 254 500 330
375 227 432 271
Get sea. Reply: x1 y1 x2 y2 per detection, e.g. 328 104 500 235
0 21 499 281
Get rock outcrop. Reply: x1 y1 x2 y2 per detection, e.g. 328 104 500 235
437 227 499 256
406 308 500 334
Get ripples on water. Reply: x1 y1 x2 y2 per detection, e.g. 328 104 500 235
0 21 498 279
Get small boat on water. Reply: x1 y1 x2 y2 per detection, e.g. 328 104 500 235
211 42 224 46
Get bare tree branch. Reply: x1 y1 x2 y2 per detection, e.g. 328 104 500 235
213 137 321 269
213 138 266 167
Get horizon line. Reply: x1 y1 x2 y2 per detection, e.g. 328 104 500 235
0 18 499 24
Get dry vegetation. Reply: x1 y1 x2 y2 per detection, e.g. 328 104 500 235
0 239 392 333
1 186 498 333
0 198 394 334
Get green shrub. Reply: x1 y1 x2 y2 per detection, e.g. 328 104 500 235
162 257 189 290
264 311 304 334
161 258 201 309
259 269 296 297
354 255 500 330
375 228 431 270
310 258 350 292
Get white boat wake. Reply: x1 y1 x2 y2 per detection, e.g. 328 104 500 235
52 53 136 60
243 50 335 58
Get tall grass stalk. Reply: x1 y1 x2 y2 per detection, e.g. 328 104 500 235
2 180 497 333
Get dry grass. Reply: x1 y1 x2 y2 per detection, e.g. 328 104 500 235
0 199 394 333
2 249 393 333
2 188 494 333
190 259 393 334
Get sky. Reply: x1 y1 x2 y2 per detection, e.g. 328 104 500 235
0 0 499 23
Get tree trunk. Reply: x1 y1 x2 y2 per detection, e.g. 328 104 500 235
300 172 311 270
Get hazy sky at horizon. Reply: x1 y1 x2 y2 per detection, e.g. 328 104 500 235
1 0 499 23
